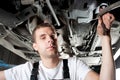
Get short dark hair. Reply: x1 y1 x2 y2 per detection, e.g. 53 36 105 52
32 23 56 42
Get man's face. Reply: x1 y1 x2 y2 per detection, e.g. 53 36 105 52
33 27 58 58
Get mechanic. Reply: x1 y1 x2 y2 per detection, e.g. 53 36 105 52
0 13 115 80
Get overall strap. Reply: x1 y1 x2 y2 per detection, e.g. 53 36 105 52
63 59 70 79
30 62 39 80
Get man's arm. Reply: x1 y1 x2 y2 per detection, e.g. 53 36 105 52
98 13 115 80
85 13 115 80
0 71 6 80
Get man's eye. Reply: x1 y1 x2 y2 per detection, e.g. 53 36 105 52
40 36 45 39
51 34 56 39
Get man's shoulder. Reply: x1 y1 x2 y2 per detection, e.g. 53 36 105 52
67 56 80 61
67 56 87 67
7 61 38 70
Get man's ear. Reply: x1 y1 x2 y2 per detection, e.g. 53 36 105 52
33 43 38 51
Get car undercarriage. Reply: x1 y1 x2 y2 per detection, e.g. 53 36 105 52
0 0 120 77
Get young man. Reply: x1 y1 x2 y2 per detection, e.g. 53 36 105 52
0 13 115 80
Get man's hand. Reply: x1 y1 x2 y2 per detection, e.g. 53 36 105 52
97 13 115 36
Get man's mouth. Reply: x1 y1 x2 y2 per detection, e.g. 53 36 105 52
47 45 56 50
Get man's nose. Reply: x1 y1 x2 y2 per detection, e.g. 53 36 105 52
47 36 54 43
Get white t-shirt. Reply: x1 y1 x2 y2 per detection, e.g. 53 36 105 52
5 56 91 80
